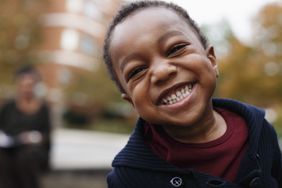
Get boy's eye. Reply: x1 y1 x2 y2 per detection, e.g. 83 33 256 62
166 43 188 57
126 66 147 82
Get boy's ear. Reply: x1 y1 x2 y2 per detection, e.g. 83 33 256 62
206 46 219 77
206 45 217 67
121 93 134 106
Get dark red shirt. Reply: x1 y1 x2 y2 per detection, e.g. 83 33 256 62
144 108 248 182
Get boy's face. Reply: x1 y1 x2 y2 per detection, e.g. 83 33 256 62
110 7 217 127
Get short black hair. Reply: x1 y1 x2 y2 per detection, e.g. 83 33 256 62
103 0 208 93
15 64 41 81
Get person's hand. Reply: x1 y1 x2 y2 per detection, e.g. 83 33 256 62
18 131 43 145
0 131 14 148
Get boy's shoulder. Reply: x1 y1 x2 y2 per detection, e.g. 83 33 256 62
212 98 265 118
212 98 269 137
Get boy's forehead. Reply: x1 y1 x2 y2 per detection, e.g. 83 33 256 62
118 7 186 31
111 7 193 49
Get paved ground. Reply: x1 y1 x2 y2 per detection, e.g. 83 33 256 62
42 170 108 188
50 128 129 170
42 128 129 188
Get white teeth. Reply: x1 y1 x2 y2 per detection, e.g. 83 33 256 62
161 84 193 105
176 91 181 97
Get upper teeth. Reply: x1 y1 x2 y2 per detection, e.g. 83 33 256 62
162 84 193 105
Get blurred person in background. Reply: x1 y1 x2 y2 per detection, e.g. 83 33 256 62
0 65 52 188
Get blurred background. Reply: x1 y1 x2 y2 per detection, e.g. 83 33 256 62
0 0 281 187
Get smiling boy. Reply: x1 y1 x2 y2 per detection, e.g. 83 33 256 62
103 1 282 188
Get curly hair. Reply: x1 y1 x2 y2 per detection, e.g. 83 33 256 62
103 0 208 93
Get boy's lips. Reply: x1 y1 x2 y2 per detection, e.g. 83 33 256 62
156 81 196 106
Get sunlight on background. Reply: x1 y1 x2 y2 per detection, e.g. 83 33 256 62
165 0 280 43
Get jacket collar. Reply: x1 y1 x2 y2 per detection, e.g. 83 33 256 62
112 98 265 175
112 117 183 173
212 99 266 184
212 98 265 156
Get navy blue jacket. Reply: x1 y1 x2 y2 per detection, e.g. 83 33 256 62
107 99 282 188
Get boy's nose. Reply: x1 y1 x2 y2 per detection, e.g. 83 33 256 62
151 63 177 85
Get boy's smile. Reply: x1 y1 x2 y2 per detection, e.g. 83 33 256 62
110 7 218 130
157 81 194 105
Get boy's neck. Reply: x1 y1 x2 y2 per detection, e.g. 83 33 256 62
162 109 227 144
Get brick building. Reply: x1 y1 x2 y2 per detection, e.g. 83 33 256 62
38 0 121 102
35 0 122 126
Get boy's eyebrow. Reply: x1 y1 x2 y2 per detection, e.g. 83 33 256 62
119 54 141 72
119 31 184 72
157 30 185 45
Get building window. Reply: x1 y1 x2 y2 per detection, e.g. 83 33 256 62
60 29 79 51
66 0 83 13
79 34 97 55
83 0 102 20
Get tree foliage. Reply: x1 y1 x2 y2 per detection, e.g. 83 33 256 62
217 2 282 107
0 0 49 83
64 63 122 108
216 2 282 133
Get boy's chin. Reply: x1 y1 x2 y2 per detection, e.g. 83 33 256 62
148 116 201 128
